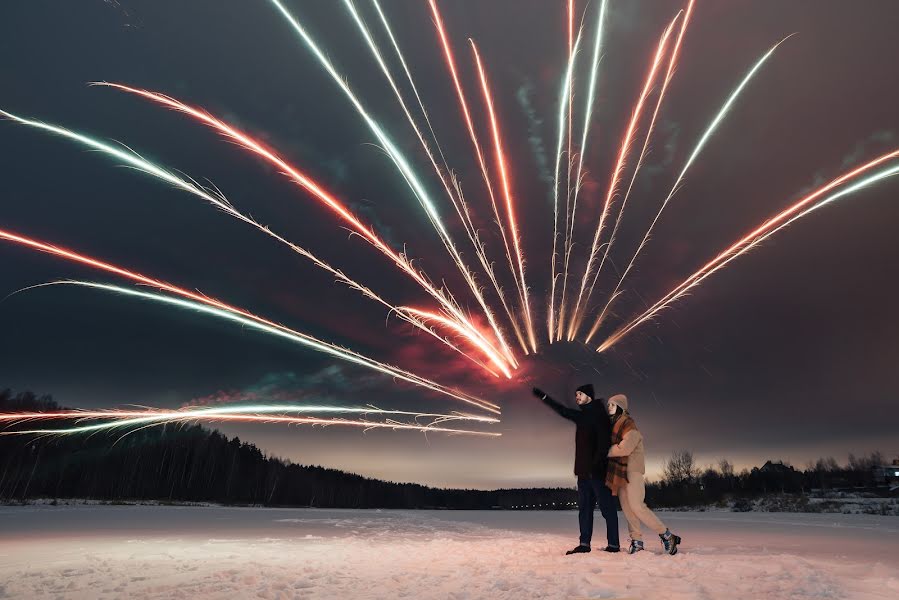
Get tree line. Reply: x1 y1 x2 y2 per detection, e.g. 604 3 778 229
0 389 573 509
1 389 892 509
646 449 894 509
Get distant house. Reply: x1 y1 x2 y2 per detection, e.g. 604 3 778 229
872 459 899 488
759 460 796 475
753 460 804 493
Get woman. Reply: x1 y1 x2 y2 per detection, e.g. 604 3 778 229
605 393 682 555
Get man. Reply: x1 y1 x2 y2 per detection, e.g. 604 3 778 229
533 384 619 554
606 393 682 555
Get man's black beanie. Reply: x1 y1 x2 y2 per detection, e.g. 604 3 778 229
576 383 595 400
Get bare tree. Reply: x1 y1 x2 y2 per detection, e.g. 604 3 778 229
815 456 840 472
664 450 699 484
718 459 734 478
848 451 885 471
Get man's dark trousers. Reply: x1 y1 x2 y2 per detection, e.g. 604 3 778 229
577 478 619 548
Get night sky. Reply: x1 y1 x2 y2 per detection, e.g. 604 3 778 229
1 0 897 489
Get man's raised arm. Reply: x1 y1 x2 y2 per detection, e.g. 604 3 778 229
532 387 578 421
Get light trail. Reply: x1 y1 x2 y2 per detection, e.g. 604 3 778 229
266 0 518 370
426 0 531 355
371 0 527 355
587 36 789 342
0 404 499 438
90 83 513 374
562 0 609 341
578 0 695 341
0 105 501 374
399 306 514 374
470 39 538 353
598 153 899 352
58 280 502 413
548 29 584 342
343 0 451 200
0 405 499 424
0 228 499 413
565 14 681 340
371 0 453 179
369 2 521 352
1 411 501 438
563 0 575 335
348 0 529 356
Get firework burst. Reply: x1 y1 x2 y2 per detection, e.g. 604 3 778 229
2 1 897 441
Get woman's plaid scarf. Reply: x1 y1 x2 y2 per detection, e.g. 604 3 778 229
605 413 636 496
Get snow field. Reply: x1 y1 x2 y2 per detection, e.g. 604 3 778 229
1 505 896 599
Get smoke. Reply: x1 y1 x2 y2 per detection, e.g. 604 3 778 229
799 130 896 194
637 118 682 188
183 365 384 407
351 197 400 249
515 79 553 195
840 130 896 168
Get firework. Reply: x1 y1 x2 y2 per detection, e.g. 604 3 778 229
0 404 500 437
579 0 695 341
0 106 504 375
598 153 899 352
390 306 513 377
565 13 681 340
470 40 537 353
88 84 512 375
559 0 577 341
0 404 499 424
63 280 501 414
344 0 449 197
2 1 896 440
548 29 584 341
353 0 529 356
266 0 518 370
0 227 499 413
586 36 789 343
563 0 609 340
427 0 532 354
567 0 575 195
3 415 501 438
369 0 526 354
371 0 452 176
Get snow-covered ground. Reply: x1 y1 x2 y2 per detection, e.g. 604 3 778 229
1 505 897 599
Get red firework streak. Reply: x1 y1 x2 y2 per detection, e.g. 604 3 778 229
426 0 533 355
470 39 538 354
344 0 527 362
92 82 513 377
565 11 682 341
0 226 499 414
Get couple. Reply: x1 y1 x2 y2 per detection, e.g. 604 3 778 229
532 384 682 556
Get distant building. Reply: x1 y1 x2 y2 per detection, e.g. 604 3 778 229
752 460 804 493
759 460 796 475
872 459 899 488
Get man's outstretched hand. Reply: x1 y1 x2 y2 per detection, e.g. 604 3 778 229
532 387 547 400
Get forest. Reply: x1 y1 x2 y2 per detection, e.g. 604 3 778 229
1 389 892 510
